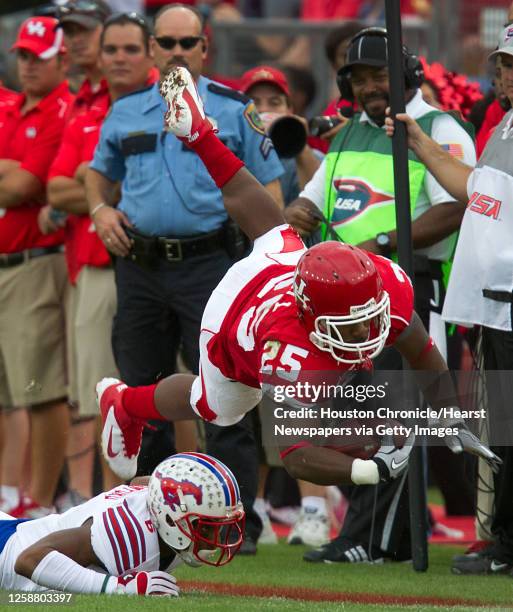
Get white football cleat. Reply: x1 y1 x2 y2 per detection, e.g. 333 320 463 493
159 66 213 144
287 508 330 547
97 377 144 481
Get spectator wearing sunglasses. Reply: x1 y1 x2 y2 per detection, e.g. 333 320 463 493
57 0 112 118
85 3 285 554
45 12 159 508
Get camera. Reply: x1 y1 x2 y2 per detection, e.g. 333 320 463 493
259 113 307 158
266 115 307 158
308 116 343 138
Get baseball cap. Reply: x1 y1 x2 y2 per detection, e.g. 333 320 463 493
339 28 388 78
10 17 65 60
57 0 111 30
240 66 290 97
489 25 513 60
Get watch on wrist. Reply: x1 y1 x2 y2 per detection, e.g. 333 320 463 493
375 232 392 257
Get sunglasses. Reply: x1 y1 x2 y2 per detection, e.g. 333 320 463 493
104 12 151 33
154 36 204 51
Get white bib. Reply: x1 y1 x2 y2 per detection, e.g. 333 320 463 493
443 165 513 331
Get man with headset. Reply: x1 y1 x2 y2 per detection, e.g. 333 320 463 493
285 27 476 564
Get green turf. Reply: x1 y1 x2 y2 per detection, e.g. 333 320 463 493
4 543 512 611
172 542 512 605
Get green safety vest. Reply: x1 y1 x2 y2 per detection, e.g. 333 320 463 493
322 110 444 246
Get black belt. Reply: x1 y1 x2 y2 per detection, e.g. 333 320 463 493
127 227 224 263
0 245 64 269
483 289 513 303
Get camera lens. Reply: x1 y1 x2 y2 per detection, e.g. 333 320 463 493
267 115 307 158
308 116 342 138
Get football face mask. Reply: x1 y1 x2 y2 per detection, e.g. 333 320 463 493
311 292 391 364
294 242 391 365
173 511 245 567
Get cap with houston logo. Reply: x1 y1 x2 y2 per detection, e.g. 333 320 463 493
10 17 65 60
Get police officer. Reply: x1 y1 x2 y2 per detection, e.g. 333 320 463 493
85 4 284 552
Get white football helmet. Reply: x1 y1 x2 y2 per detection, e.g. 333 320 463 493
147 452 245 567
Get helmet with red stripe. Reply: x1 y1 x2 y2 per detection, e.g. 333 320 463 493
294 242 390 365
147 452 245 567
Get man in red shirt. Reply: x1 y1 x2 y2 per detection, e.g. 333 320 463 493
57 0 111 118
47 13 158 503
0 16 74 517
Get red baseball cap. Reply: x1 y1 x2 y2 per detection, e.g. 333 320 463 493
240 66 290 97
10 17 65 60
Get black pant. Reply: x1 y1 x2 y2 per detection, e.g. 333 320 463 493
482 325 513 563
112 252 261 537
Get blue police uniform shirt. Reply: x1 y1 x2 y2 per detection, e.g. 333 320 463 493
90 77 284 237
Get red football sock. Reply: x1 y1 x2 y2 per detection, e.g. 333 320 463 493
122 384 163 421
190 129 244 188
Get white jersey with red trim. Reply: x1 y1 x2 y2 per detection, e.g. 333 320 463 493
0 485 179 592
206 227 414 388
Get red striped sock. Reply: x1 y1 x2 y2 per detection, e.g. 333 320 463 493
189 129 244 188
122 384 163 420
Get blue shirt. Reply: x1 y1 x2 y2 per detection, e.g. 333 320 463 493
90 77 284 236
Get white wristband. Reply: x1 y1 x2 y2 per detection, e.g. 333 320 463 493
31 550 117 594
351 458 379 485
90 202 107 218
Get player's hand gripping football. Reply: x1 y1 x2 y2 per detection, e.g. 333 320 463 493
444 422 502 473
114 571 179 597
372 432 415 482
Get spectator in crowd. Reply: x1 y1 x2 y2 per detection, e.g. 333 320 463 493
388 24 513 575
56 0 112 118
46 12 159 507
285 27 476 564
0 16 74 517
36 0 112 512
85 3 284 553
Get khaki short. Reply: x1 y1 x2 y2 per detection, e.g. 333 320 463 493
70 266 118 417
0 254 67 408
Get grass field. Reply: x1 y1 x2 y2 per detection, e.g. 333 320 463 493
6 542 513 612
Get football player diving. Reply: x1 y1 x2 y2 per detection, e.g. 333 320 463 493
98 67 501 490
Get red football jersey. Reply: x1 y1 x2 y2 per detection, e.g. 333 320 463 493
207 231 413 388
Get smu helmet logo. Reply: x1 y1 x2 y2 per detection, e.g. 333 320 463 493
331 179 393 226
157 472 203 511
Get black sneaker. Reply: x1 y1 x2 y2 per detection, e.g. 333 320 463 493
452 554 512 575
303 537 384 564
451 542 495 566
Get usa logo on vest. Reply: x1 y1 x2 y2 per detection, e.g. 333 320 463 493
331 178 393 225
467 191 501 220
